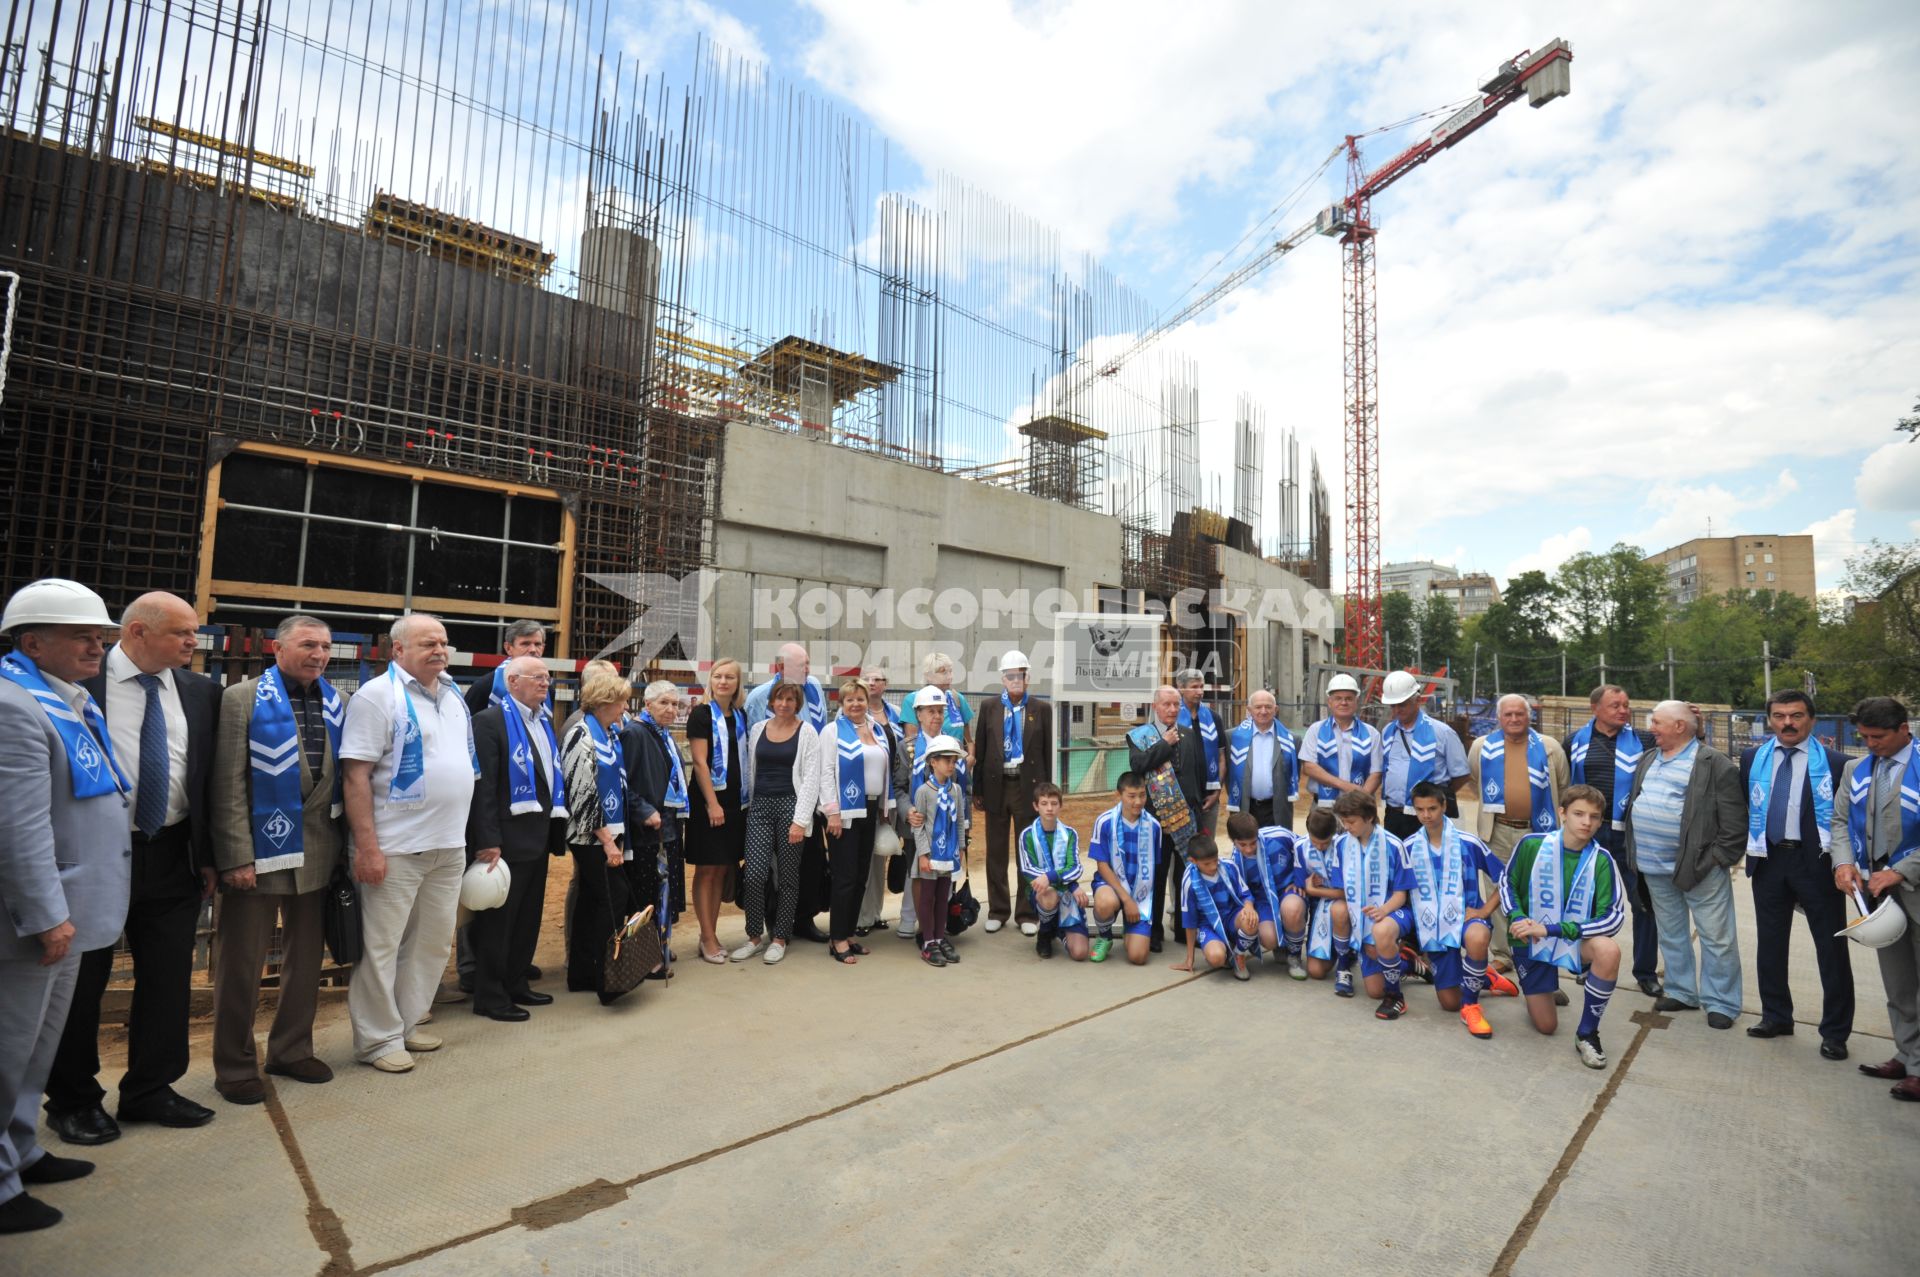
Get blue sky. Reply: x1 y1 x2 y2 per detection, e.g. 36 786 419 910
619 1 1920 591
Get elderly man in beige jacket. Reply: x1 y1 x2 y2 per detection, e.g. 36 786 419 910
1468 694 1569 968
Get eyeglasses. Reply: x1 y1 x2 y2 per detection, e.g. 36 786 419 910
510 673 553 685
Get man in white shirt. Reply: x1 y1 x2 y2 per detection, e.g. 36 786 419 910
340 614 477 1073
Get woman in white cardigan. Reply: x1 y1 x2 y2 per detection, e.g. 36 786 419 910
731 681 822 965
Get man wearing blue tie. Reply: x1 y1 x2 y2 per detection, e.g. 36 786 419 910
1738 691 1852 1059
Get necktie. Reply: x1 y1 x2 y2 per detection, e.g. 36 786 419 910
134 673 171 837
1764 746 1796 844
1870 756 1896 861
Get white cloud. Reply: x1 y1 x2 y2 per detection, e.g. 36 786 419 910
1856 440 1920 511
1503 527 1593 585
1798 508 1857 586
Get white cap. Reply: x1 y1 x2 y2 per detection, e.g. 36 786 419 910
923 734 964 757
1325 673 1360 695
1379 670 1421 705
2 578 113 632
912 686 948 710
459 859 512 911
998 649 1030 673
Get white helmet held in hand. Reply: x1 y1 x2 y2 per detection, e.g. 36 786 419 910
1379 670 1421 706
998 649 1030 673
1326 673 1361 696
912 686 948 710
460 859 512 912
2 578 112 632
1837 893 1908 949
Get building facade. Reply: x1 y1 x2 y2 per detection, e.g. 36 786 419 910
1646 535 1817 606
1430 573 1501 619
1380 560 1460 604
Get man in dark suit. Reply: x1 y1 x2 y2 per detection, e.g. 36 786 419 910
1129 685 1209 951
466 656 566 1022
1739 690 1853 1058
46 593 220 1143
973 650 1053 934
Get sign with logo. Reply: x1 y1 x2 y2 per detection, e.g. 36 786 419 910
1046 613 1161 703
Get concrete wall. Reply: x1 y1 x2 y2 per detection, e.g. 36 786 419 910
1213 544 1339 710
706 424 1122 694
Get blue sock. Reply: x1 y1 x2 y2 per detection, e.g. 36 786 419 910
1234 927 1258 954
1379 953 1404 996
1283 929 1305 955
1461 953 1486 1006
1579 973 1616 1037
1336 948 1356 972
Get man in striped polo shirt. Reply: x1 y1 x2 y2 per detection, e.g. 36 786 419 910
1623 701 1747 1030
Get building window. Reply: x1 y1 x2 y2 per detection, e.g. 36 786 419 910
1764 553 1774 564
1746 571 1756 582
1745 553 1754 565
1766 571 1776 582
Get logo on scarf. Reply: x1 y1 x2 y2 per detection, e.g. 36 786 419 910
1485 780 1500 801
263 808 296 848
843 781 860 803
73 734 102 780
401 717 421 745
1750 782 1765 806
512 744 530 770
603 792 620 817
257 679 282 703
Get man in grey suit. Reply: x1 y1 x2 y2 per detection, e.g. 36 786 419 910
1623 700 1747 1029
0 579 134 1234
207 615 344 1105
1830 696 1920 1101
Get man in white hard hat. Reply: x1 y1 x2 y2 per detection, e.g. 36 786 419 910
48 592 221 1143
1300 674 1382 812
973 649 1051 934
338 613 478 1074
0 579 133 1233
1379 670 1468 842
1831 696 1920 1101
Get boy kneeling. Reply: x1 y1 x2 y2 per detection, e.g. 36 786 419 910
1225 812 1308 978
1088 773 1161 965
1021 782 1090 961
1500 784 1626 1069
1173 839 1260 980
1407 781 1503 1039
1330 789 1417 1020
1295 807 1357 993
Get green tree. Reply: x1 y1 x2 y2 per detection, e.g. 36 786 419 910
1381 591 1416 668
1553 543 1668 676
1419 595 1460 672
1472 570 1561 696
1663 589 1818 708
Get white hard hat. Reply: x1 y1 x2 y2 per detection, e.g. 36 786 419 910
460 859 512 912
2 578 112 632
1837 894 1908 949
1326 673 1361 695
912 686 948 710
923 734 964 758
1380 670 1421 705
998 649 1030 673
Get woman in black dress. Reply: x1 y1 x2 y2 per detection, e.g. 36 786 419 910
686 657 749 963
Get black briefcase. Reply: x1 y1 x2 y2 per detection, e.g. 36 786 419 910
323 859 363 967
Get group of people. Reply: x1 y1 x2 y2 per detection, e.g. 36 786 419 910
4 574 1919 1239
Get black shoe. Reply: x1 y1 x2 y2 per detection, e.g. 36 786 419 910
21 1154 93 1185
1821 1039 1850 1061
1706 1012 1735 1030
938 939 960 964
792 922 830 944
1637 977 1664 998
525 964 543 981
511 990 554 1007
1035 924 1055 960
1746 1020 1795 1039
0 1192 60 1233
477 1005 531 1022
1149 936 1164 953
117 1091 215 1129
1374 993 1405 1021
45 1105 119 1147
920 943 948 967
1653 997 1699 1014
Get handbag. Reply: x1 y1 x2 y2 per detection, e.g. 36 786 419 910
873 820 902 859
947 875 981 936
603 905 663 997
322 859 362 967
886 841 909 893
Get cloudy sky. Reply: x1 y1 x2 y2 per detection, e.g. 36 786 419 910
619 0 1918 591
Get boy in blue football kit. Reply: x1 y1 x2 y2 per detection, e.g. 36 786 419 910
1330 789 1417 1020
1501 784 1625 1069
1225 812 1309 979
1021 782 1090 961
1173 841 1260 981
1089 773 1161 966
1407 781 1503 1039
1295 806 1357 993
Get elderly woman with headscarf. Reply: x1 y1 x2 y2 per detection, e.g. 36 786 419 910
562 672 661 1001
622 680 690 957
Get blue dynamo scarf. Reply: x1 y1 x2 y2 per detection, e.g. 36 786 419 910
1385 712 1439 804
1307 717 1376 802
1568 718 1644 828
583 713 627 837
488 664 510 710
1247 827 1297 929
1745 736 1830 854
1408 818 1468 951
1184 859 1249 941
1000 690 1025 766
833 714 891 818
385 665 478 807
928 777 962 872
247 665 343 873
1337 825 1397 942
1478 730 1557 832
0 651 130 802
708 704 748 804
1227 718 1299 812
1527 831 1600 973
1299 837 1348 960
1845 751 1920 872
1179 701 1221 788
503 699 566 819
639 710 688 810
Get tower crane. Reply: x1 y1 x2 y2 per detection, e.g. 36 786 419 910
1093 38 1572 670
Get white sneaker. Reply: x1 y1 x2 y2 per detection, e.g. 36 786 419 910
1287 952 1308 981
370 1051 415 1074
417 1009 434 1024
1020 921 1039 937
731 936 769 962
984 919 1004 933
403 1032 442 1053
763 941 788 965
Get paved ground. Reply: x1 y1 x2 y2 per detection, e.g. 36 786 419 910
12 815 1918 1276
